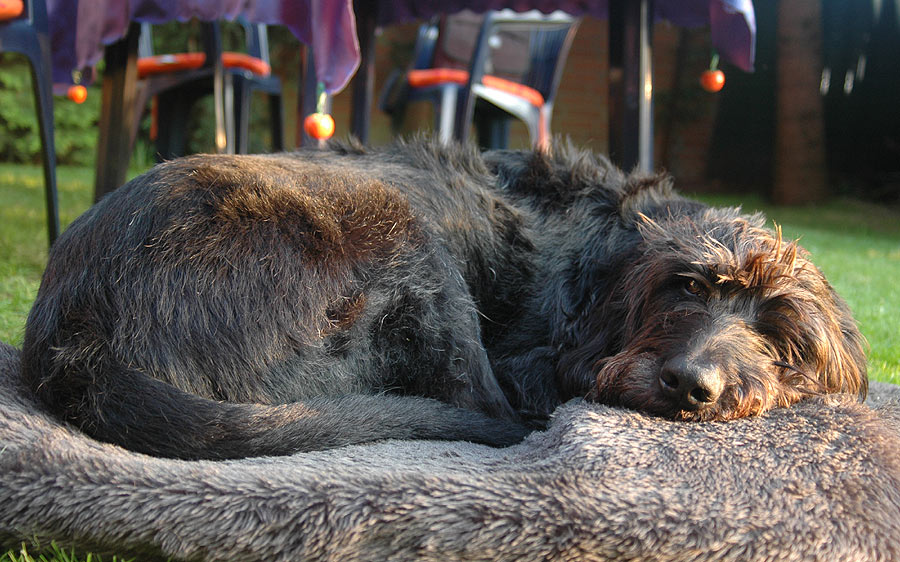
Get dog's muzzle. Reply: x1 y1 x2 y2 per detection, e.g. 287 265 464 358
658 355 725 411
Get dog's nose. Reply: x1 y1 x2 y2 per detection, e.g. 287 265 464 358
659 357 725 411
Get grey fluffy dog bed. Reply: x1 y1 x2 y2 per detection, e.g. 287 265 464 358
1 341 899 561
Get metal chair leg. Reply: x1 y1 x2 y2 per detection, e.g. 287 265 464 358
6 11 60 245
232 76 251 154
269 92 284 151
435 85 457 144
29 56 59 245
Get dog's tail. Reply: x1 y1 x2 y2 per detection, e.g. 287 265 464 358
21 350 531 460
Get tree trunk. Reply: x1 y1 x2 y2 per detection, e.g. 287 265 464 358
773 0 828 204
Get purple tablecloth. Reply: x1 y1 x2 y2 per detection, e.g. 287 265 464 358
47 0 361 93
48 0 754 94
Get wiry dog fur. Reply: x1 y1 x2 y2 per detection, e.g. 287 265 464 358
21 139 867 459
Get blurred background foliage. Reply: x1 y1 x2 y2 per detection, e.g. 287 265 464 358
0 54 101 166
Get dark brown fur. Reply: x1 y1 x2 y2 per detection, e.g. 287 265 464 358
20 139 867 459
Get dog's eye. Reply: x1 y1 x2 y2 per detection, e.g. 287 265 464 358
683 278 707 298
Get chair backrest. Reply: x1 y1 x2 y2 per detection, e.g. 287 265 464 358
138 20 222 66
427 9 579 102
432 11 531 80
471 10 579 103
137 18 267 63
238 18 270 65
410 18 441 71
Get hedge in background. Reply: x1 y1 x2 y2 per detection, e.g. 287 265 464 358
0 55 100 167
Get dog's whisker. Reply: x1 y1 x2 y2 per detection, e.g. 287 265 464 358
772 360 827 395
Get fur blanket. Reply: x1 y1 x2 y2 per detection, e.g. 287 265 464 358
1 341 899 561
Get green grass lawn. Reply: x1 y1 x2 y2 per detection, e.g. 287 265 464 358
0 164 93 345
1 164 899 561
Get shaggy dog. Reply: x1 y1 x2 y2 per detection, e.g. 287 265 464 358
21 140 868 459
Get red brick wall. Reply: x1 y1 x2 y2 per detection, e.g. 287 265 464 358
545 17 610 152
772 0 827 204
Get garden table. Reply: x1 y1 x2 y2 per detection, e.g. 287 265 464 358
47 0 754 200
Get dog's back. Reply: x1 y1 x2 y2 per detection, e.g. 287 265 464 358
21 146 534 459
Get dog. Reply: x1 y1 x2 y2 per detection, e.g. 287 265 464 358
21 139 868 459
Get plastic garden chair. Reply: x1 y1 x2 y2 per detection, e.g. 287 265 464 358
381 10 579 150
135 19 283 159
0 0 59 245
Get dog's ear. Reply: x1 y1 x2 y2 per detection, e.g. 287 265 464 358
634 213 666 237
820 287 868 399
795 280 869 400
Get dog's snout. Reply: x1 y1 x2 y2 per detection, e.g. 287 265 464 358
659 356 725 411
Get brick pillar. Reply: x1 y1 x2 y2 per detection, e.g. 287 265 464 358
773 0 828 204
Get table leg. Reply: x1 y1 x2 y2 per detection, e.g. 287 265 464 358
94 23 140 202
608 0 654 172
350 0 376 144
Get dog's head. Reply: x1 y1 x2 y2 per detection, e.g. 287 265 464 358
580 207 868 421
